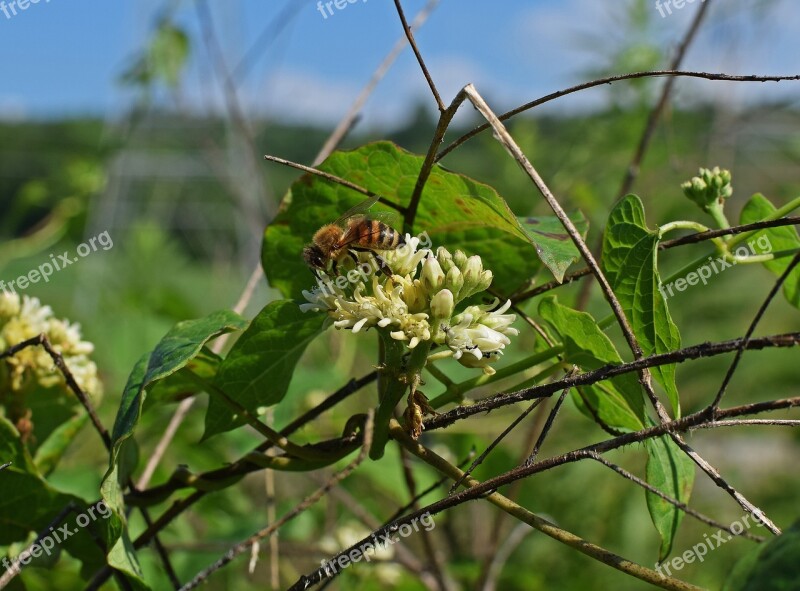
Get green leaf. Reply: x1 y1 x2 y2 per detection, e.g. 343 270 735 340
100 310 245 587
539 296 645 430
646 435 695 561
0 416 108 580
517 212 589 282
739 194 800 309
573 383 644 433
144 347 222 410
33 412 89 476
601 194 681 416
724 519 800 591
263 141 588 298
203 300 326 439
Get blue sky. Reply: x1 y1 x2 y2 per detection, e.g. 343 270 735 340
0 0 798 125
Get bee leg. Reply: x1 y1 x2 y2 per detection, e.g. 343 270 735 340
350 248 394 277
374 254 393 277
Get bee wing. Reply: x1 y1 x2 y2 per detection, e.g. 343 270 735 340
332 195 381 226
336 210 404 249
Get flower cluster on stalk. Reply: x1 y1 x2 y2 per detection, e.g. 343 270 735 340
0 292 102 398
301 235 518 374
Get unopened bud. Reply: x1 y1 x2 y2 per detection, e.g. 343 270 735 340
421 257 445 293
430 289 455 321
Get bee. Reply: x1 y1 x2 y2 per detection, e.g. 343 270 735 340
303 195 405 276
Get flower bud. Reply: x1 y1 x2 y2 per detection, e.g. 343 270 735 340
445 266 464 300
681 166 732 213
421 257 445 294
453 249 468 269
460 255 488 298
436 247 454 273
430 289 454 321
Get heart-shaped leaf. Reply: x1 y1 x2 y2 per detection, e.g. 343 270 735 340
263 141 589 298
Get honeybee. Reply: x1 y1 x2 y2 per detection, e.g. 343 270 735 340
303 195 405 276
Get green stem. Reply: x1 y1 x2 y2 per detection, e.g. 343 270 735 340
658 220 710 236
511 361 570 391
596 197 800 339
707 202 731 231
725 195 800 249
428 345 565 408
370 337 431 460
659 220 728 255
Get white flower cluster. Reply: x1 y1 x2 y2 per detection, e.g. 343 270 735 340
301 236 518 373
0 292 102 399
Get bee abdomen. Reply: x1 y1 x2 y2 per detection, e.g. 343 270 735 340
373 220 403 249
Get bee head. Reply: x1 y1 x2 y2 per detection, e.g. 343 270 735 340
303 244 326 270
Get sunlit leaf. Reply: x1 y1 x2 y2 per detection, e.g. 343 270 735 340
203 300 326 439
263 142 589 298
100 310 245 588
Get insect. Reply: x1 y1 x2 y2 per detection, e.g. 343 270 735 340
302 195 405 276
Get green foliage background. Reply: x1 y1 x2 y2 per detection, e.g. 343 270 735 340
1 3 800 590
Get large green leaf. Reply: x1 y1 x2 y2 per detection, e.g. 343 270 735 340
100 310 246 588
724 519 800 591
263 141 588 299
646 434 695 562
740 193 800 309
601 194 681 416
518 212 589 282
203 300 326 439
539 296 645 431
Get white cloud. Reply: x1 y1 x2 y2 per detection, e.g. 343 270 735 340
0 96 27 122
